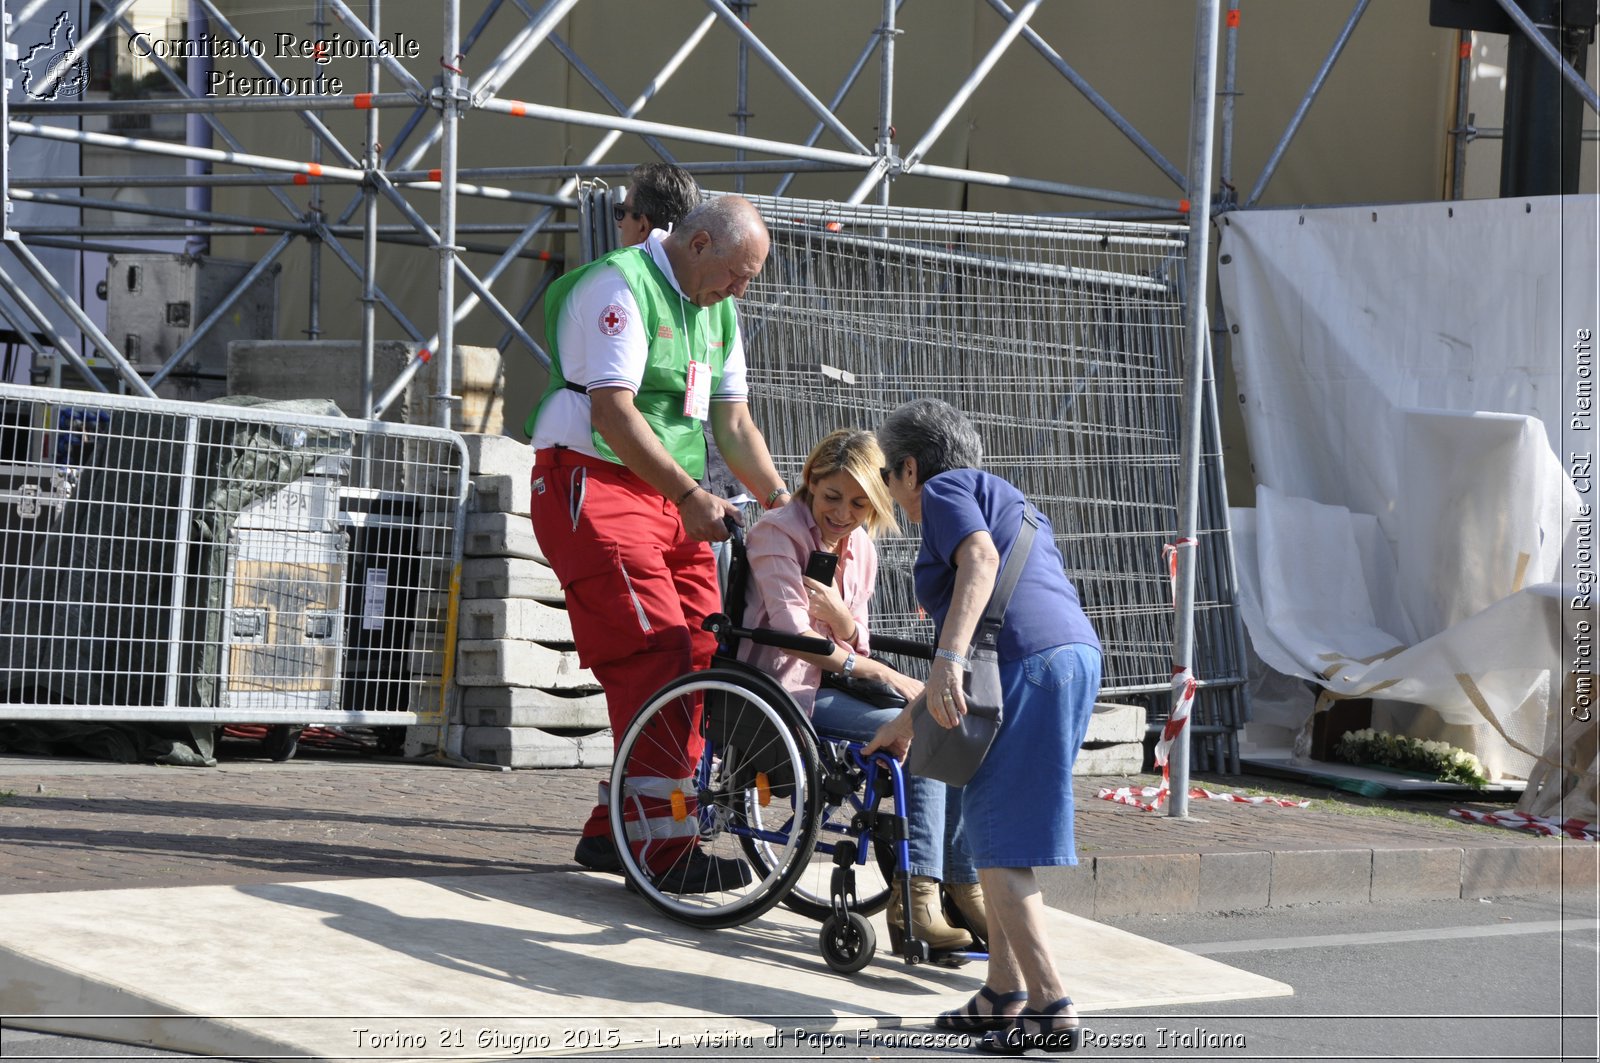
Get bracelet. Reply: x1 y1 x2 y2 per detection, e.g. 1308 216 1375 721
933 647 970 669
676 484 701 505
764 486 788 509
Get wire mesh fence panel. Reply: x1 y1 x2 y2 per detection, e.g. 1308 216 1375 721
0 384 467 725
738 199 1244 742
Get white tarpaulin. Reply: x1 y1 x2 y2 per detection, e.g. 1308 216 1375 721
1217 196 1599 782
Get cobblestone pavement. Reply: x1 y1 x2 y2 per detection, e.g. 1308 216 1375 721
0 744 1573 902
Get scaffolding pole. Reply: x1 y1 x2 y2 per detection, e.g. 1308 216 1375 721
1168 0 1221 818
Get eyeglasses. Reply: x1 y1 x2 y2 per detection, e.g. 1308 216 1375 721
612 203 643 223
880 466 894 485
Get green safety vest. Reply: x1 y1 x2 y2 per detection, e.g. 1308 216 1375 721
526 245 736 481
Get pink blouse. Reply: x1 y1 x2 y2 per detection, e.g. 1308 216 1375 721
737 499 874 716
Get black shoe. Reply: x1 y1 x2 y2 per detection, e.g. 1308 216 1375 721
574 835 623 873
650 847 753 893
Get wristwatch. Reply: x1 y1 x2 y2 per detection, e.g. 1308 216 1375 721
841 651 857 676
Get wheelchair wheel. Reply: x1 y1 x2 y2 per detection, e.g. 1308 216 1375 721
609 669 822 930
744 741 893 921
819 911 876 974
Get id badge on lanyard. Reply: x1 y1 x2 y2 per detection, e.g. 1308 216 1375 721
683 360 712 420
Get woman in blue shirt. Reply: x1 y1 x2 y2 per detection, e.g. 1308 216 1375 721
866 398 1101 1055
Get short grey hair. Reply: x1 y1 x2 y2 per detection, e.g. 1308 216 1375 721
877 398 983 479
677 194 768 253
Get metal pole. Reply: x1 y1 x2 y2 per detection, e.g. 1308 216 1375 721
362 0 381 418
1245 0 1369 207
437 0 463 432
307 0 328 341
704 0 871 155
1450 29 1472 199
161 416 200 709
1493 0 1600 115
147 236 295 387
898 0 1043 171
0 255 109 393
186 0 212 257
773 0 905 199
26 0 138 101
4 240 153 396
469 0 584 105
1169 0 1221 819
323 0 430 98
1218 0 1240 208
876 0 898 207
9 121 369 182
733 0 750 194
985 0 1187 190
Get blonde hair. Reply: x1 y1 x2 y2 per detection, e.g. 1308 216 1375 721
793 428 897 538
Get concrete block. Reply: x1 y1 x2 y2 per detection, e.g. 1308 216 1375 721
1269 849 1372 906
1462 844 1564 898
461 557 564 603
459 598 574 643
1198 851 1272 912
455 638 598 691
1086 702 1144 745
1072 744 1144 775
462 725 614 769
465 512 546 562
471 473 531 516
462 687 609 730
1371 847 1462 902
462 433 530 476
228 340 503 435
1093 853 1200 918
1036 862 1096 917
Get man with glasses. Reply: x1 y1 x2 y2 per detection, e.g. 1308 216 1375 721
527 195 791 889
613 162 701 248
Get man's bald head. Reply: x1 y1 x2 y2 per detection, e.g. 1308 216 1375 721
663 195 771 307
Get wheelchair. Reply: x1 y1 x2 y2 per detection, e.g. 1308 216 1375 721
604 523 984 974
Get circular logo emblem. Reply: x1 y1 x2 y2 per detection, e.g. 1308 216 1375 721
598 304 629 336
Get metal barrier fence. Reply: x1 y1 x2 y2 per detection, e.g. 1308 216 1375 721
739 197 1247 770
0 384 468 725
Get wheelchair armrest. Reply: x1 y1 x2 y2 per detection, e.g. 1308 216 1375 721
702 613 834 656
867 634 935 660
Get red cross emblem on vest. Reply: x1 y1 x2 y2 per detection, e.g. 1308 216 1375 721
598 303 629 336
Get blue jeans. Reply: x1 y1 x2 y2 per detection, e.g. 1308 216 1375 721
810 686 976 884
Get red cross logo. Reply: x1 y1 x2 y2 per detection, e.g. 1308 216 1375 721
598 303 628 336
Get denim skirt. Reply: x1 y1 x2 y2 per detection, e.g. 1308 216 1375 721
961 642 1102 868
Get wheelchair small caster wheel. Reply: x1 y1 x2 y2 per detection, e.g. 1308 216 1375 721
819 911 876 974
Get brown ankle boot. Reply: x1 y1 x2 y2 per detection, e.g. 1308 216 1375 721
943 881 988 942
888 876 973 952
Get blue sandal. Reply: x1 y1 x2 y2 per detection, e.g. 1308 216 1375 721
977 997 1081 1054
935 985 1028 1033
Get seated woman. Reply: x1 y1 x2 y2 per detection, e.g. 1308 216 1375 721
739 428 984 952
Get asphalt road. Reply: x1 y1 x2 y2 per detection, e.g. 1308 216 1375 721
4 891 1594 1063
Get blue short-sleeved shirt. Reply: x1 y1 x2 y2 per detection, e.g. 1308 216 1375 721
915 468 1101 662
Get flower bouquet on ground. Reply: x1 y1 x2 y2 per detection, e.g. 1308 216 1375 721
1332 728 1489 789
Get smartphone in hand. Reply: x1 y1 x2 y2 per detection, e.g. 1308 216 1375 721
804 549 839 586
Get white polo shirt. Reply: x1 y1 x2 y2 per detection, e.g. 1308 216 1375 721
531 231 750 458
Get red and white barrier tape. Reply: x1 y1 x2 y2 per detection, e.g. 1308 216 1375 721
1098 784 1310 811
1162 537 1197 608
1447 807 1598 841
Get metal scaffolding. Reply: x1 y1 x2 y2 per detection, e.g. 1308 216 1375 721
3 0 1591 796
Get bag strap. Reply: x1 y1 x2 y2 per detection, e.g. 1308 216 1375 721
979 505 1040 631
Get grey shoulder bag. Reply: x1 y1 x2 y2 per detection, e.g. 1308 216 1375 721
907 507 1040 787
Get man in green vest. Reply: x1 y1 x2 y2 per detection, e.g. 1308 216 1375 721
526 195 792 892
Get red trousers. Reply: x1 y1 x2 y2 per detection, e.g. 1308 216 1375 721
527 448 719 865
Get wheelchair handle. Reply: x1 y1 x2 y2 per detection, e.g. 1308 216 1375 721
703 613 834 656
867 633 935 660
